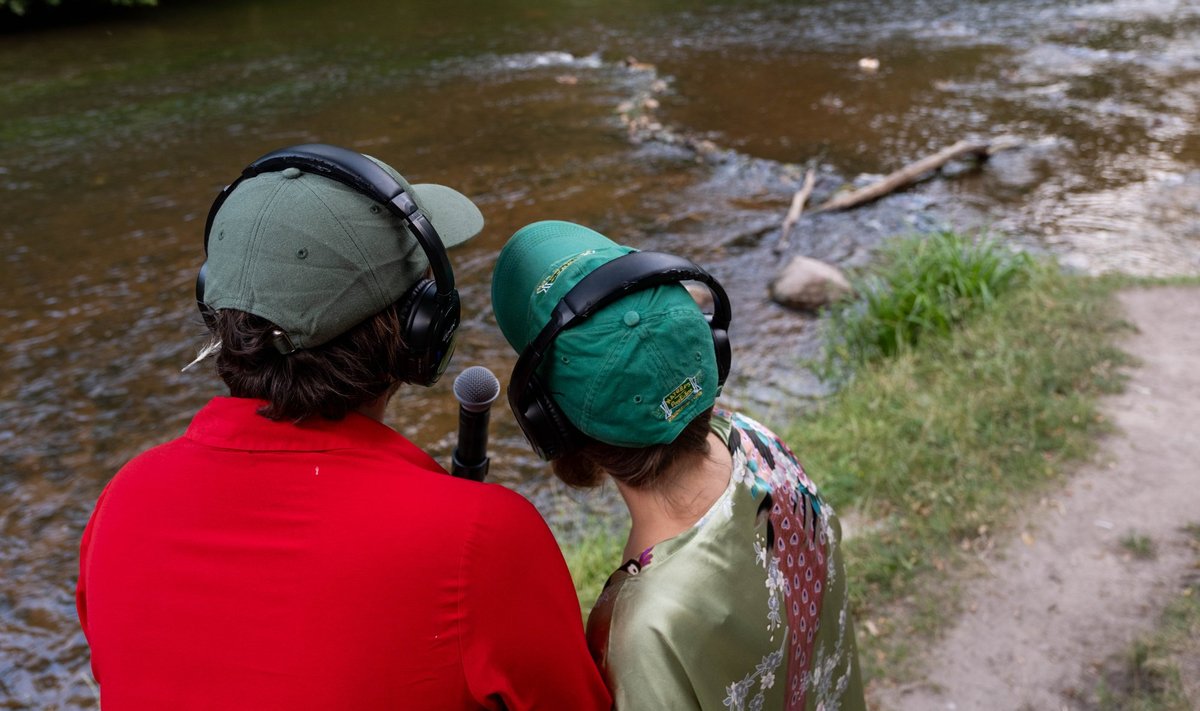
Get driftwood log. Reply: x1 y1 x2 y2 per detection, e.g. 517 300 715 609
774 168 816 256
814 137 1021 213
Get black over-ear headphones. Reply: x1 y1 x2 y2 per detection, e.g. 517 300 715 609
196 143 460 387
508 251 732 461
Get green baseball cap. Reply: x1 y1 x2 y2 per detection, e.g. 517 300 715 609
491 220 719 448
201 155 483 349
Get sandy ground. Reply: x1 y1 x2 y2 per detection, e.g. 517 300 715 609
876 286 1200 711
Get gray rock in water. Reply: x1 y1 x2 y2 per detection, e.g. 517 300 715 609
769 256 853 310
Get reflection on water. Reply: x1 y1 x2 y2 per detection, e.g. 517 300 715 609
3 0 1200 705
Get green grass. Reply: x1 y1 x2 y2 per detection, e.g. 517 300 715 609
1120 531 1158 561
563 525 624 614
822 231 1034 373
1094 525 1200 710
1095 273 1200 290
784 242 1131 680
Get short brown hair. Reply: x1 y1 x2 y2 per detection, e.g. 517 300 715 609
210 302 411 422
551 407 715 489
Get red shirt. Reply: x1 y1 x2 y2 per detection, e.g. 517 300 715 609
77 397 611 710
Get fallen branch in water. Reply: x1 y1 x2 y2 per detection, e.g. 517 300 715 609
815 137 1022 213
775 167 816 256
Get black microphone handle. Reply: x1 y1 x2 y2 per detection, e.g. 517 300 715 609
451 406 491 482
450 365 499 482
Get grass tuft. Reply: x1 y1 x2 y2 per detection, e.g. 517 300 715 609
1120 532 1158 561
822 231 1034 374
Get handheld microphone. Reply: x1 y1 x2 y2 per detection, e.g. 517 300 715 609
450 366 501 481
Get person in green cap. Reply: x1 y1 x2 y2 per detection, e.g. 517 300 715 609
491 220 867 711
75 146 611 710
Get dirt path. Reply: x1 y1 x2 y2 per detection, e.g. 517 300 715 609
877 286 1200 711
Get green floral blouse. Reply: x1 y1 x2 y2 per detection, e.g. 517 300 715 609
586 411 866 711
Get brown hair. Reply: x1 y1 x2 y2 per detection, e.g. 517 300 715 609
551 407 715 489
209 303 410 422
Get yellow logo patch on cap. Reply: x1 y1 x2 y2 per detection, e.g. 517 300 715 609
659 372 704 421
536 250 596 295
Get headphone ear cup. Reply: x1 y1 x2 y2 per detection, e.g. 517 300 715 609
397 278 460 387
396 278 435 347
515 373 583 461
196 262 217 331
711 326 732 388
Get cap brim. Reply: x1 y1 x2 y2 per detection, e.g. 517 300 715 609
412 183 484 249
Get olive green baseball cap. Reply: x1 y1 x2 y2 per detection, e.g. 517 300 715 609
202 155 483 349
491 220 719 447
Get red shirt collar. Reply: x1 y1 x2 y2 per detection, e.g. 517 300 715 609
185 397 438 466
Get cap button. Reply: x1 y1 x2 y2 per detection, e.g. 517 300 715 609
623 311 640 327
281 167 302 179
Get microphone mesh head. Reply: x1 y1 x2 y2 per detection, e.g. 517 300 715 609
453 365 501 412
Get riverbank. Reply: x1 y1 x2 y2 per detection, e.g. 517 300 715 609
874 284 1200 709
785 258 1131 684
563 252 1199 702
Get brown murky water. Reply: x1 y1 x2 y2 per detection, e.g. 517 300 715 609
3 0 1200 706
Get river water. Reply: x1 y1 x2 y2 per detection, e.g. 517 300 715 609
3 0 1200 706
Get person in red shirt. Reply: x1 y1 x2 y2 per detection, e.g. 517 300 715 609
75 144 611 711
